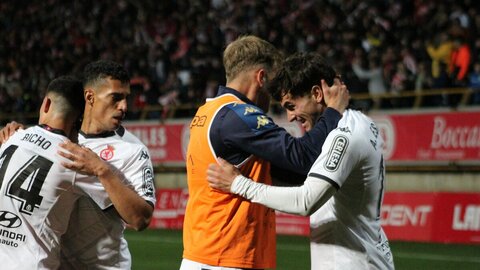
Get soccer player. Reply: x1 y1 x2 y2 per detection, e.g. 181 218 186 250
58 60 156 269
181 36 349 270
0 60 156 269
206 52 395 270
0 76 93 269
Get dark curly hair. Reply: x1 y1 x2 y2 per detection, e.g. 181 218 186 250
269 52 337 102
83 60 130 88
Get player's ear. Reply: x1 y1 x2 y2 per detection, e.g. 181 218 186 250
42 97 51 113
84 89 94 105
311 85 323 104
256 68 267 87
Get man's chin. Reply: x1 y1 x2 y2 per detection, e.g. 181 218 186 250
111 120 123 130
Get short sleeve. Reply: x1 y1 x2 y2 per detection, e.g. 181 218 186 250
307 129 359 189
122 146 156 205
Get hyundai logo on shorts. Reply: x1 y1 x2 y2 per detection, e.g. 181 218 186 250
0 211 22 228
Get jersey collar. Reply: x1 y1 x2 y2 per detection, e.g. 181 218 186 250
38 124 67 136
79 125 125 138
216 85 255 106
79 130 116 138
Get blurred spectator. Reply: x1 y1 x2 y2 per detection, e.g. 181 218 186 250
449 37 472 86
390 62 414 108
1 0 479 121
351 53 388 109
415 61 432 92
469 62 480 105
0 86 13 124
427 33 453 86
430 62 452 107
448 37 471 106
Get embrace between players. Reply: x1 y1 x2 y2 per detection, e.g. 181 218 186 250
0 35 394 270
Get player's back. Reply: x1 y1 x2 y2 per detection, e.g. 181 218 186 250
0 126 79 270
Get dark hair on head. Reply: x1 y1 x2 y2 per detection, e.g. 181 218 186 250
269 52 337 101
46 75 85 113
83 60 130 87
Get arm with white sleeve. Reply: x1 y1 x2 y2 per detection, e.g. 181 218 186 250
232 174 336 216
59 141 154 231
207 128 357 216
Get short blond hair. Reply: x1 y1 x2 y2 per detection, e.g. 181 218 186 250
223 35 281 82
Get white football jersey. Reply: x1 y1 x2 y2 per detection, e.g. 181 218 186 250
308 109 394 270
230 109 394 270
60 126 156 269
0 126 103 270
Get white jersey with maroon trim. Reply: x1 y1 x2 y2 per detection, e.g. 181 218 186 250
0 126 102 270
60 126 156 270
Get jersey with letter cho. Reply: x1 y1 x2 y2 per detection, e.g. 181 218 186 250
0 126 103 270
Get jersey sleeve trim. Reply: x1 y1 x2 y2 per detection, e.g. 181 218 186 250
146 200 154 208
308 172 340 190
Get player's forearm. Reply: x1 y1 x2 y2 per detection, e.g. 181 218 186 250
96 165 153 231
231 175 335 216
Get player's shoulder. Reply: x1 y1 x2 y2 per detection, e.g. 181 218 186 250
80 128 148 160
223 102 275 132
117 126 145 146
9 125 65 146
224 102 263 116
115 127 150 157
328 111 365 148
335 110 371 135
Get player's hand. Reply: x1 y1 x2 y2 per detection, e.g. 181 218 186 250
58 141 106 176
206 157 240 193
0 121 25 144
322 78 349 114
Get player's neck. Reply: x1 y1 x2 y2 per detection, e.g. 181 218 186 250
38 119 69 137
80 110 105 135
227 79 259 104
79 116 117 137
80 121 105 135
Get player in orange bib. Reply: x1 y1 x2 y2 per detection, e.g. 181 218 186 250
181 36 349 270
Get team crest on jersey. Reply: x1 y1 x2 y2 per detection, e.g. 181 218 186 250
142 167 155 197
0 211 22 228
100 145 115 161
324 135 349 172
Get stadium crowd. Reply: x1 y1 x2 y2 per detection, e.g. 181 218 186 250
1 0 480 123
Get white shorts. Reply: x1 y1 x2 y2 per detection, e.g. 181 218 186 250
179 259 248 270
310 243 370 270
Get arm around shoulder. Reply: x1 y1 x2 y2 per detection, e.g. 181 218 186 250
95 164 153 231
59 141 153 231
231 174 336 216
